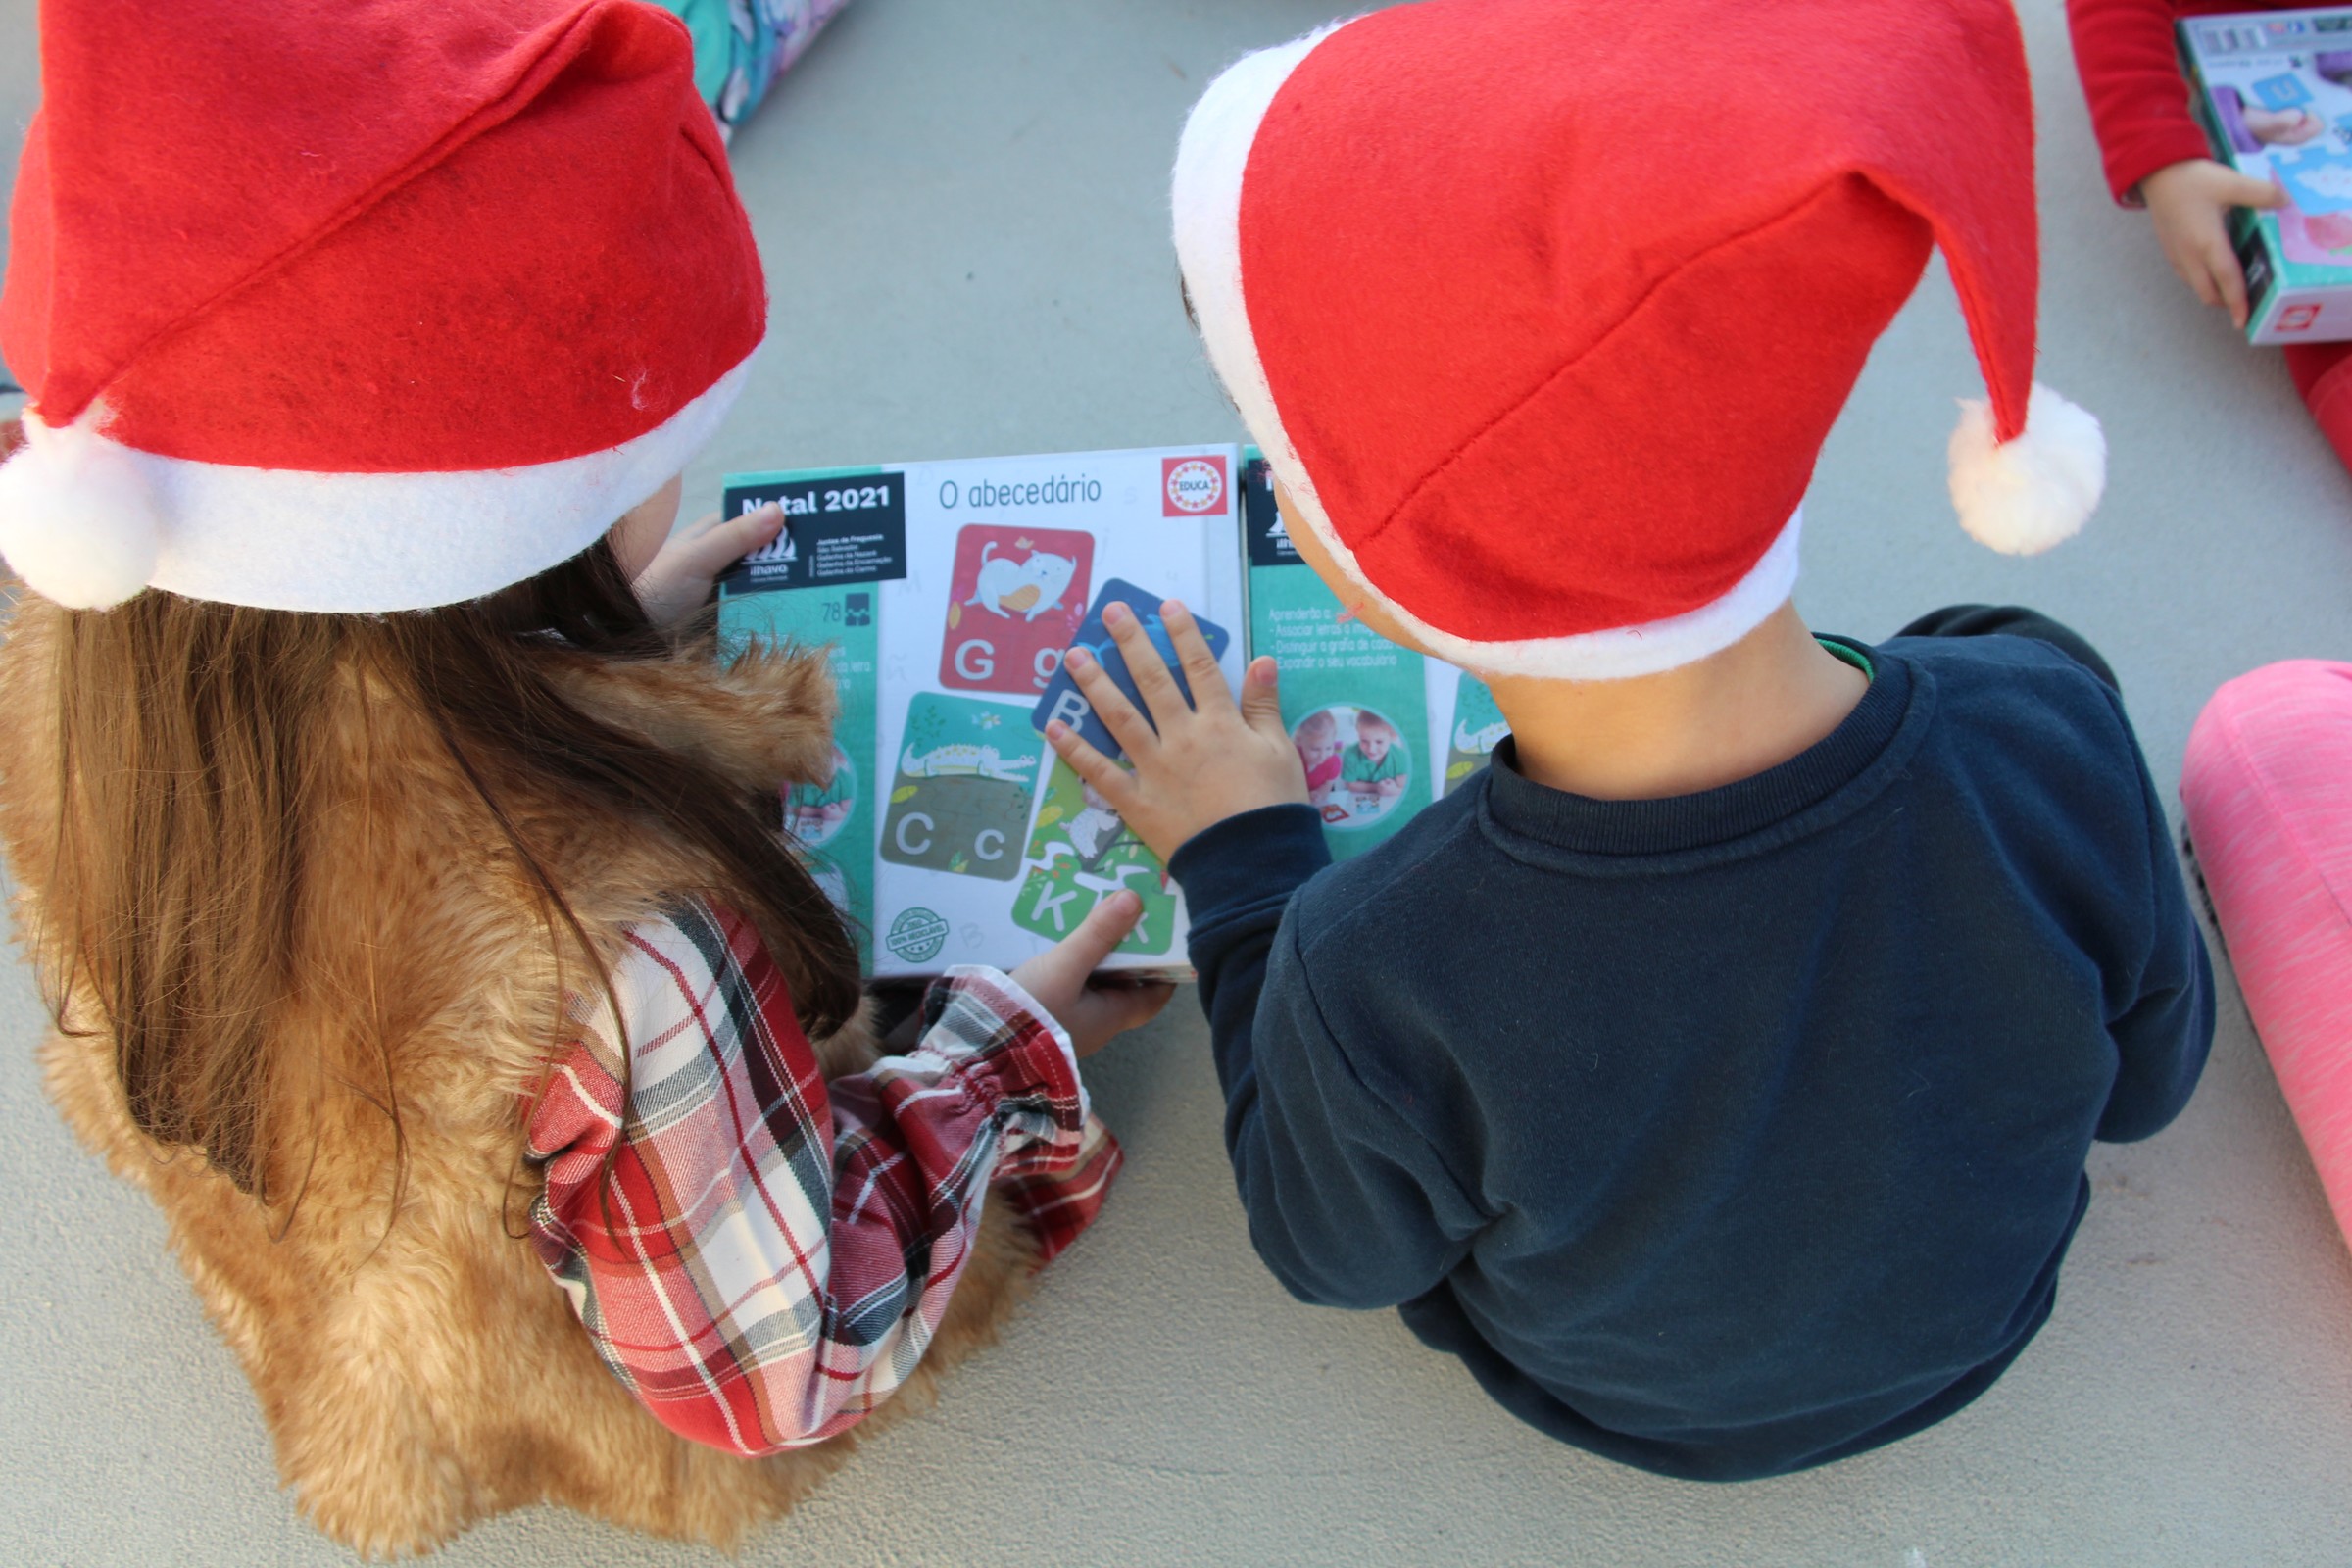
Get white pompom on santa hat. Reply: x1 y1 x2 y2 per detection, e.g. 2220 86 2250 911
0 0 765 612
1172 0 2104 681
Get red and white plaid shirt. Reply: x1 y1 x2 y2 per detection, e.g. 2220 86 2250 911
524 897 1119 1456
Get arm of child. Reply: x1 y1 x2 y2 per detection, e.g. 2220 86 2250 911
1046 601 1482 1307
632 500 788 628
2066 0 2289 328
2097 753 2218 1143
523 895 1145 1456
1185 868 1487 1308
2141 159 2288 329
2067 0 2242 205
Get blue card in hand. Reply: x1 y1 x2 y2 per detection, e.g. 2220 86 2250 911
1030 578 1231 762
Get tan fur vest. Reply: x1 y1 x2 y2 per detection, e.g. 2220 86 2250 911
0 597 1038 1557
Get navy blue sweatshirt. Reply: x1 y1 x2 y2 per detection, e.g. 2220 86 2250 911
1168 632 2214 1481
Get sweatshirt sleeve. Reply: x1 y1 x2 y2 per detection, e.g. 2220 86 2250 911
2097 730 2219 1143
2067 0 2225 203
1174 807 1487 1310
523 898 1108 1456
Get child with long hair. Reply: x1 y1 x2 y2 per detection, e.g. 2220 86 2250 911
0 0 1164 1553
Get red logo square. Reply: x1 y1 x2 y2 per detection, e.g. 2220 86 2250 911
938 525 1096 695
1161 454 1230 516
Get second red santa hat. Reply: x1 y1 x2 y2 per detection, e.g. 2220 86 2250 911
1173 0 2105 680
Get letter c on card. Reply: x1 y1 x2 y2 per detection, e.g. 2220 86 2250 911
975 829 1004 861
895 812 934 856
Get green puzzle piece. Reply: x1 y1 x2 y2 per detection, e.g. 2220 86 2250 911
1446 673 1510 797
1016 756 1175 954
879 692 1040 882
1011 858 1174 956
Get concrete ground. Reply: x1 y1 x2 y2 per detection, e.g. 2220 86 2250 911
3 1 2350 1563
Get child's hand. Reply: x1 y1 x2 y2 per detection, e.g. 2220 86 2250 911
1005 889 1176 1057
1044 598 1306 863
633 503 787 628
2139 158 2288 330
2245 105 2325 147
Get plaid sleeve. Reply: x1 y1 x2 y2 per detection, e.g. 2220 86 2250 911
523 899 1118 1456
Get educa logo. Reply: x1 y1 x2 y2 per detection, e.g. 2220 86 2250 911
1162 455 1228 516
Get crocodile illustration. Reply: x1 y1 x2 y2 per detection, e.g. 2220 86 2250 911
897 740 1039 783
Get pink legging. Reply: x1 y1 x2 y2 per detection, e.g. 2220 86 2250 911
2182 661 2352 1246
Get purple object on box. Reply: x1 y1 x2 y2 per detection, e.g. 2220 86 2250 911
2214 85 2261 154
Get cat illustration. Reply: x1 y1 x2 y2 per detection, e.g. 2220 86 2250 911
1064 779 1128 865
966 542 1078 620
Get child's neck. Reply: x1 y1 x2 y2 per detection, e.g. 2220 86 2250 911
1486 603 1868 802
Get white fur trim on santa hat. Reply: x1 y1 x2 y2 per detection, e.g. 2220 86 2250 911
0 353 755 612
0 415 166 610
1947 381 2105 557
1172 24 1799 681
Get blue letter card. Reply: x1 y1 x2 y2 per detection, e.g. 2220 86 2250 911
1030 579 1231 761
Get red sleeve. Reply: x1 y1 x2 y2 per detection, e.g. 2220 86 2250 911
2067 0 2224 204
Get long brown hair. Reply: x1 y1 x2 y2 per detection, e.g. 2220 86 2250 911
35 535 860 1208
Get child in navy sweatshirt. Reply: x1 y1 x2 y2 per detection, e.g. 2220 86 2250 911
1042 0 2216 1481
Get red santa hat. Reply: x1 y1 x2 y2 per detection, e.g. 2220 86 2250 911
0 0 764 612
1172 0 2106 680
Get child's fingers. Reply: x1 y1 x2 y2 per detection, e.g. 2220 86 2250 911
1102 602 1189 721
1063 647 1161 759
1086 976 1177 1036
1045 719 1142 808
2173 247 2221 310
1238 656 1289 741
1052 889 1146 977
2206 243 2250 327
673 503 784 572
2221 171 2290 211
686 501 775 543
668 509 725 542
1159 600 1236 715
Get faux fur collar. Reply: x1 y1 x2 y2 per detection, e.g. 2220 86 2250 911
547 635 840 795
